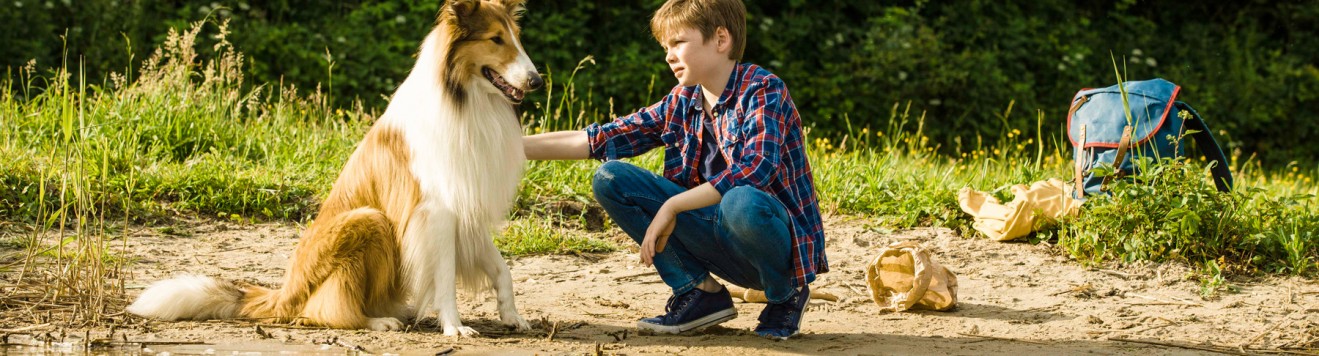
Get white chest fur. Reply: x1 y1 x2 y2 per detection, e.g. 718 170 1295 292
388 93 525 232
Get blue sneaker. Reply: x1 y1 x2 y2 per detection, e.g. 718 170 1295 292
637 287 737 334
755 284 809 340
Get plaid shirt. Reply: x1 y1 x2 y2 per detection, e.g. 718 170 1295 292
584 63 828 288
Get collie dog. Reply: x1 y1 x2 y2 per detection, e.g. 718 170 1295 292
127 0 541 336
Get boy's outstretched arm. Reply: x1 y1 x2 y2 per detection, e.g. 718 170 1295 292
523 130 590 160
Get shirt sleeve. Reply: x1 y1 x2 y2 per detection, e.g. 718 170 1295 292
708 77 789 194
583 89 679 161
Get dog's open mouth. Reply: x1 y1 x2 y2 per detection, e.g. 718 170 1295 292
482 67 525 104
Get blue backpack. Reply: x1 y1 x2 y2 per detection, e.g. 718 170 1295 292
1067 78 1233 199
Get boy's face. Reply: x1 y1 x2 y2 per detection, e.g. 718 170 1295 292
662 26 729 87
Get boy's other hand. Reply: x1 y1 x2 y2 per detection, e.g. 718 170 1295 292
640 204 678 265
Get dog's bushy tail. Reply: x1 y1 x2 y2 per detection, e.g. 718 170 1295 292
127 275 256 321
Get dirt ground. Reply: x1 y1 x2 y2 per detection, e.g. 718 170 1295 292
6 214 1319 355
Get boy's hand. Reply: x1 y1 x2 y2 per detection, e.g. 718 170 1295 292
640 204 678 266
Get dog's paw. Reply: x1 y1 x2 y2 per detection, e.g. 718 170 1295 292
368 317 404 331
442 325 480 337
501 314 532 332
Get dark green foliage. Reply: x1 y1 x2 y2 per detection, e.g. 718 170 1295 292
1060 156 1319 278
3 0 1317 165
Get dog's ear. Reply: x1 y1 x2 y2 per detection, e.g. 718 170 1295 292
446 0 480 19
499 0 526 20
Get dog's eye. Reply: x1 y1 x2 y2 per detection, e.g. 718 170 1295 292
491 36 504 45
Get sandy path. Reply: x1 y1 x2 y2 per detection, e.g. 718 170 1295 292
58 215 1319 354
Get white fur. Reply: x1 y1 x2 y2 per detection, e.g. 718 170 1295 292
125 275 243 321
384 28 532 337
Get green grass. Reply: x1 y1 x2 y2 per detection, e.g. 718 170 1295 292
2 20 1316 299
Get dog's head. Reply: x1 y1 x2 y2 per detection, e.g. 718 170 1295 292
437 0 542 105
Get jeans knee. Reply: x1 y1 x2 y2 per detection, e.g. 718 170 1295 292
592 161 635 202
720 186 784 235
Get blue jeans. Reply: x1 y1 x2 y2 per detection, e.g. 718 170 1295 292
592 161 796 303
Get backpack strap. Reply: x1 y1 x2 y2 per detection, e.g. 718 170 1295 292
1074 125 1087 198
1101 125 1134 192
1175 102 1233 192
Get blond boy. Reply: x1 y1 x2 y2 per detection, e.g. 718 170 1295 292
522 0 826 339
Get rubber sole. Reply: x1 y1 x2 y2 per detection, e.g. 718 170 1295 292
636 307 737 334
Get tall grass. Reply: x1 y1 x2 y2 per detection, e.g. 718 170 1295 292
0 20 369 326
2 19 1315 329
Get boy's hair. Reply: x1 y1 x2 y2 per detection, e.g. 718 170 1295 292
650 0 747 61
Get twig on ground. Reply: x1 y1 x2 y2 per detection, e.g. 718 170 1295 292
136 341 211 346
253 325 271 339
1110 337 1248 355
255 323 328 330
956 332 1049 345
1097 268 1135 279
335 338 367 353
582 311 614 318
1128 293 1201 307
1154 317 1181 325
1239 313 1300 352
605 329 629 342
0 323 52 333
613 271 657 282
1106 321 1175 339
844 283 865 298
546 320 559 342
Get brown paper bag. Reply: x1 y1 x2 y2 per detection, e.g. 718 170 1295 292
864 241 958 312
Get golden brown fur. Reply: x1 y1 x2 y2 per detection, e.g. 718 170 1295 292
127 0 541 333
238 126 417 328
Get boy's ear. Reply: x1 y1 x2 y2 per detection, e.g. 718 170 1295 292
715 27 732 55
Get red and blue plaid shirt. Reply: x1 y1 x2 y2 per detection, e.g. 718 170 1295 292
584 63 828 288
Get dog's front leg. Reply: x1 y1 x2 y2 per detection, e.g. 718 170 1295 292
433 224 477 337
403 206 477 337
479 238 531 331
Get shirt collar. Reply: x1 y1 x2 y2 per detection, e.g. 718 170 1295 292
688 62 745 112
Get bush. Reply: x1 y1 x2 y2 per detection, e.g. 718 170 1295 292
1060 156 1319 277
3 0 1317 165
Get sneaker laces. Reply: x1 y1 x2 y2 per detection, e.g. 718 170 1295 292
659 289 702 321
760 291 802 327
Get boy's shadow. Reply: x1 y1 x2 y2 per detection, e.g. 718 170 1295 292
406 304 1127 354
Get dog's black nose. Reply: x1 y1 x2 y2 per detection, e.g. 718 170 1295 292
527 73 543 91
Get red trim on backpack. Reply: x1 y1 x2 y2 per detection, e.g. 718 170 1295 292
1066 85 1181 149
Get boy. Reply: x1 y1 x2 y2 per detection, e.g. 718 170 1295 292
521 0 826 340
